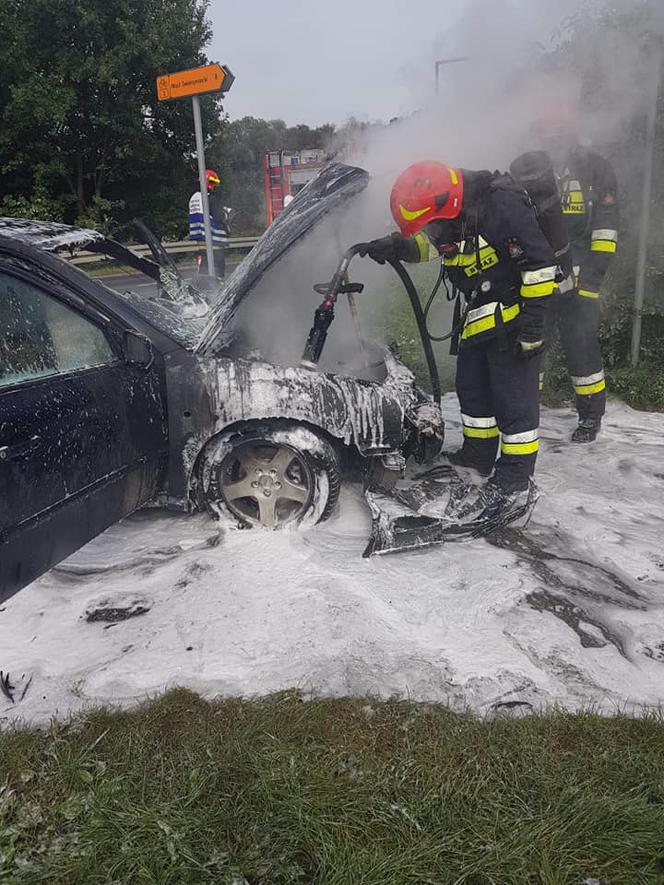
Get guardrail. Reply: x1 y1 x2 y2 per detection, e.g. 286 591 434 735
69 236 261 266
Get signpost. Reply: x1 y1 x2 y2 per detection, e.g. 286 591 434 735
156 63 234 279
630 48 661 367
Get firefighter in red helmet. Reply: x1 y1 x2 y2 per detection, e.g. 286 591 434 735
361 161 558 515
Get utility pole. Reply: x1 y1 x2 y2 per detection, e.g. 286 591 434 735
434 57 468 96
630 47 661 367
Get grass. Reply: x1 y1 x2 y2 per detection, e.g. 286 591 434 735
367 271 664 413
2 689 664 884
540 338 664 413
361 262 457 394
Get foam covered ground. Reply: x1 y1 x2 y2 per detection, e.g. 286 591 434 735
2 396 664 726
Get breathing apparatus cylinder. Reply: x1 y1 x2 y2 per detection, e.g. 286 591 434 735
509 150 571 274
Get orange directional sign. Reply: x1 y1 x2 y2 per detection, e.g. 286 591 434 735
156 63 234 101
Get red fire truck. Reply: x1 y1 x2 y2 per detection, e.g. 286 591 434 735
263 149 327 225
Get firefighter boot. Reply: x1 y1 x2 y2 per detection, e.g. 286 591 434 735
445 448 494 477
442 476 539 529
571 417 601 443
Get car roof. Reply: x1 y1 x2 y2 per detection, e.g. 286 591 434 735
0 217 104 252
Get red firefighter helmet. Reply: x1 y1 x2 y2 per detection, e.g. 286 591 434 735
205 169 221 190
390 161 464 237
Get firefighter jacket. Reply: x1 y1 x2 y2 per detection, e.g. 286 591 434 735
558 145 618 299
188 190 230 246
406 171 558 347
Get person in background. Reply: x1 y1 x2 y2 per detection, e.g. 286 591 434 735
188 169 231 280
537 103 619 443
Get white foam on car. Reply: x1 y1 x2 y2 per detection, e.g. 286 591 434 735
2 397 664 726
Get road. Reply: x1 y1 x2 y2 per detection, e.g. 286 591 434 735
95 259 243 298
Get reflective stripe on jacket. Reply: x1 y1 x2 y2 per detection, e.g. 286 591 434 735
188 191 229 246
558 146 619 297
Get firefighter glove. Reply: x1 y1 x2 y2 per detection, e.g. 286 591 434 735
515 336 544 359
359 233 413 265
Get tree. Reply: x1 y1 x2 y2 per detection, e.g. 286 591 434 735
544 0 664 303
0 0 221 236
538 0 664 393
207 117 336 233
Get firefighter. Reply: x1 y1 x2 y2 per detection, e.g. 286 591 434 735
360 161 558 514
188 169 231 280
538 108 619 442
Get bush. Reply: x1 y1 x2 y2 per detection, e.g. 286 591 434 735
542 292 664 412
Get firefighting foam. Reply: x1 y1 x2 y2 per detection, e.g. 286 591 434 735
229 0 662 376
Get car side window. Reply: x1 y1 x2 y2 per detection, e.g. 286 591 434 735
0 272 117 389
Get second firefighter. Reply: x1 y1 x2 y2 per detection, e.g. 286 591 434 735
536 104 619 442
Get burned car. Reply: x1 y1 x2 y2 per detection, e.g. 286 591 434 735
0 163 442 601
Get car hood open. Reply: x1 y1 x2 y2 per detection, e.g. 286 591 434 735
195 162 369 356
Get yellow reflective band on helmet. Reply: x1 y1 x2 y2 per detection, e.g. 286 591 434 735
578 288 600 299
461 303 520 339
450 169 459 185
574 379 606 396
591 240 617 253
501 439 540 455
400 204 431 222
520 280 556 298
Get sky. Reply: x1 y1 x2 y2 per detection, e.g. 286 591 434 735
208 0 585 126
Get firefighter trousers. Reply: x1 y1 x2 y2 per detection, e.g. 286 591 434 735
544 291 606 420
198 246 227 280
455 338 541 492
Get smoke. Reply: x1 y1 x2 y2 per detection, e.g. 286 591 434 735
355 0 662 186
230 0 663 377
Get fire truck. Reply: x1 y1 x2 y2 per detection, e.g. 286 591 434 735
263 149 327 225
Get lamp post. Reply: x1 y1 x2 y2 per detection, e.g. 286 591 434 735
630 45 662 367
435 57 469 95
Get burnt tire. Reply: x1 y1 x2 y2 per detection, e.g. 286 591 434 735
199 421 341 529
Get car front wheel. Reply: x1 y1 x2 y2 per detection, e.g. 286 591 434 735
199 421 341 529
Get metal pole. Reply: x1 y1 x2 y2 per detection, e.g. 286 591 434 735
192 94 216 278
434 57 468 97
630 49 661 367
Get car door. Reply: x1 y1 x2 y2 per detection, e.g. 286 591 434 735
0 266 168 601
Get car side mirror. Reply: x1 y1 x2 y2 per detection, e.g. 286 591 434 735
123 330 154 369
